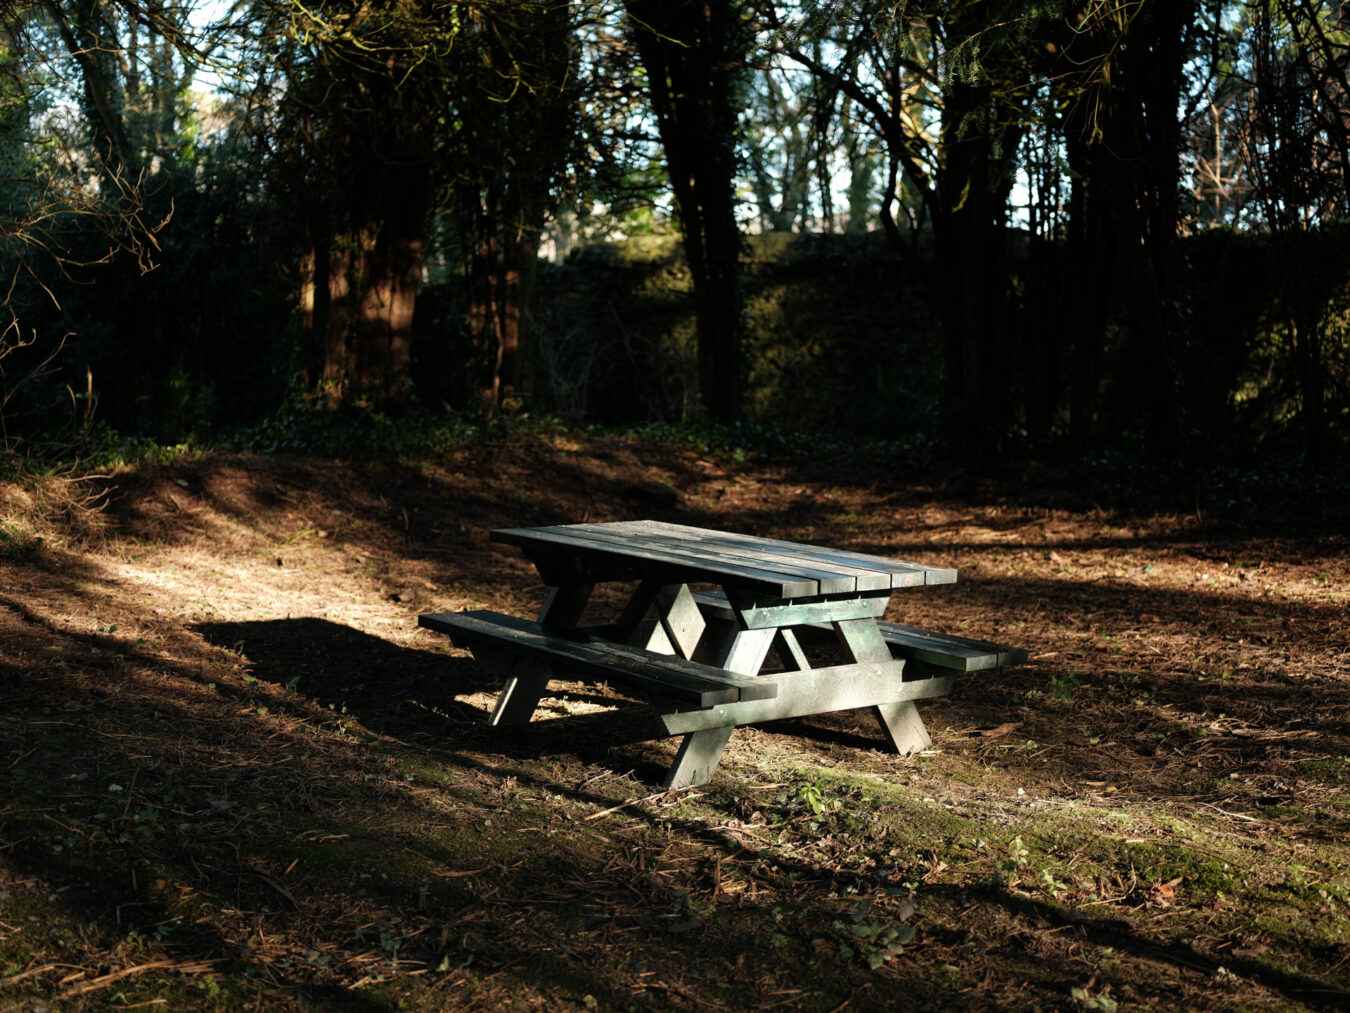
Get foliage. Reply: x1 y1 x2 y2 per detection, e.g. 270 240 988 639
0 0 1347 467
224 398 480 459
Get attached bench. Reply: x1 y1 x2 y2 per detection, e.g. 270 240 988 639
690 590 1027 676
419 609 777 727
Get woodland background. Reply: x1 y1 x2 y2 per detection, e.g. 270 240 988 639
4 5 1350 1009
0 0 1347 474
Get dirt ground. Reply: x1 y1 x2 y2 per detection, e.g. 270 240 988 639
1 431 1348 1011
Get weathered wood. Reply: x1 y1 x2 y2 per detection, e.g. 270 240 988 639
539 582 593 629
874 699 933 754
774 628 811 671
663 727 735 788
598 520 957 587
634 618 676 655
720 590 891 629
716 626 776 675
655 583 706 660
614 579 664 643
589 525 885 593
419 610 778 707
833 617 894 664
875 623 1029 672
656 664 953 735
492 526 821 597
492 521 958 596
692 590 1026 673
489 668 551 726
434 521 1006 787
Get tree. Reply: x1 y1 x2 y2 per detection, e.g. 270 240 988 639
1243 0 1350 460
624 0 750 424
764 1 1054 454
256 0 453 409
456 0 581 419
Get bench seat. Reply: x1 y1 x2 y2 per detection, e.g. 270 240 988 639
690 590 1026 673
418 609 778 709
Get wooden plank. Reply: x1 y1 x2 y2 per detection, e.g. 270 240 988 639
604 520 957 587
833 617 893 664
418 610 779 707
695 588 889 628
717 627 776 675
655 583 706 660
579 523 881 593
873 700 932 754
663 727 735 788
540 524 857 594
774 628 811 671
692 591 1026 673
491 526 820 597
655 662 953 735
600 520 915 585
538 582 592 628
878 623 1029 672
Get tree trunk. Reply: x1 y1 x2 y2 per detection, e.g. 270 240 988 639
1064 139 1113 448
625 0 745 424
311 161 430 407
932 78 1017 456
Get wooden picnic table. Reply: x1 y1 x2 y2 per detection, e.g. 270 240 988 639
420 520 1025 788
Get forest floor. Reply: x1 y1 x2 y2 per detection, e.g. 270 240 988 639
1 430 1348 1012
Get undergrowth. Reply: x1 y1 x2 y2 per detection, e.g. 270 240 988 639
2 405 1347 532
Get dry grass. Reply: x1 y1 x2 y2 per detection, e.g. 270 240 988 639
1 433 1348 1011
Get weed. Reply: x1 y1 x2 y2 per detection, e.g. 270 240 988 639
833 899 914 969
1071 983 1119 1011
796 781 824 816
1051 668 1080 704
0 523 35 558
1040 868 1069 898
1001 836 1031 880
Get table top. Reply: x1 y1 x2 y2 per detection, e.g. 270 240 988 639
491 519 957 599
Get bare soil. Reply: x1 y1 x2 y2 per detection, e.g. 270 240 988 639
1 431 1348 1011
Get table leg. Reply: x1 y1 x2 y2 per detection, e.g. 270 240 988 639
873 699 932 754
834 617 933 756
717 626 775 675
476 651 550 727
654 584 706 659
774 628 811 671
539 582 593 629
663 727 735 789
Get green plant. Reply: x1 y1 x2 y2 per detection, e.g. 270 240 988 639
834 900 914 969
0 526 33 559
1071 983 1119 1011
1050 668 1080 704
1001 836 1031 880
1040 868 1069 898
796 781 824 816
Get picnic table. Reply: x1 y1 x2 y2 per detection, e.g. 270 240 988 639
419 520 1026 788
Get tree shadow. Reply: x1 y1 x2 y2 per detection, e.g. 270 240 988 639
192 618 695 774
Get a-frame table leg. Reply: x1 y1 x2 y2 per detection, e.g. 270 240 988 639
475 648 551 727
873 699 932 754
662 726 735 789
834 617 932 755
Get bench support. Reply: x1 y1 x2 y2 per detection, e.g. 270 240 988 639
663 727 735 789
833 617 933 755
489 667 550 726
874 700 932 754
655 664 950 735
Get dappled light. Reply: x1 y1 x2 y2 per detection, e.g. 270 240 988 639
2 0 1350 1007
3 433 1348 1009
